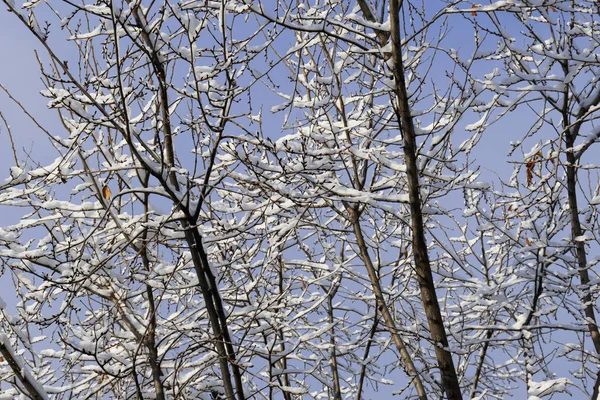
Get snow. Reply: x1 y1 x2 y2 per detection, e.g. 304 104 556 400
512 313 528 329
528 378 571 399
69 24 103 40
279 385 308 394
465 115 487 132
574 232 594 242
0 333 49 400
3 1 600 399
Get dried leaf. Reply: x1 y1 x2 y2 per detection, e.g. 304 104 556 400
550 5 556 12
102 185 112 200
525 151 543 185
525 237 531 246
471 4 480 16
526 161 535 185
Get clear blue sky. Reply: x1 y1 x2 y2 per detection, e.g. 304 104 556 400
0 9 60 312
0 3 582 398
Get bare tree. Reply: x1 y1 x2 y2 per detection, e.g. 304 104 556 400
3 0 600 399
456 2 600 398
235 0 495 397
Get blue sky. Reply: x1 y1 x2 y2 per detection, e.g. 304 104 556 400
1 2 594 398
0 8 73 318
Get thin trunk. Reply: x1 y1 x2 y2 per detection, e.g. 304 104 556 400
144 288 165 400
558 52 600 397
592 369 600 400
141 175 166 400
565 137 600 400
126 7 245 398
183 228 238 399
351 211 427 399
328 294 342 400
192 229 246 400
565 139 600 353
470 233 492 398
388 1 462 398
131 357 144 400
357 310 378 400
277 258 293 400
469 330 492 398
142 261 165 399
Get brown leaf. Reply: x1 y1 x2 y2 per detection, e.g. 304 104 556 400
471 4 480 16
102 185 112 200
525 237 531 246
525 151 543 185
526 161 535 185
550 5 556 12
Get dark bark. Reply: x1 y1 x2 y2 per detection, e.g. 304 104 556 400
141 196 166 400
565 137 600 353
351 210 427 399
357 310 378 400
327 293 342 400
565 136 600 400
124 7 246 399
469 330 492 399
388 0 462 398
558 54 600 398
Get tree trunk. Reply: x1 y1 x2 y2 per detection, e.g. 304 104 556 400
388 1 462 398
565 134 600 399
351 210 428 399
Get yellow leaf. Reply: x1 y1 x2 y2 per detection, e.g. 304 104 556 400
102 185 112 200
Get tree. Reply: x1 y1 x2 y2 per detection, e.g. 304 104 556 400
1 0 254 397
238 0 481 397
2 0 600 399
464 1 600 397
